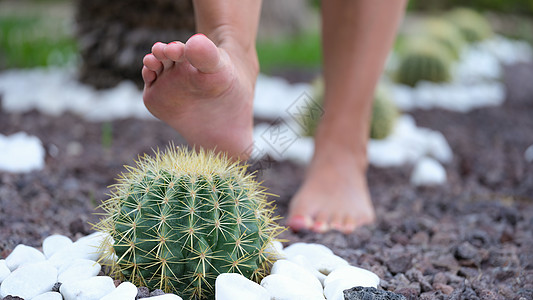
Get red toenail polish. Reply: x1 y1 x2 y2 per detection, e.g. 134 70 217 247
192 33 206 38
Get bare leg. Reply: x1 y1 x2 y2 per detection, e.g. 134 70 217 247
142 1 262 160
288 0 407 233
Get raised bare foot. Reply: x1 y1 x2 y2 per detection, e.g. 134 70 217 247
142 34 258 160
287 148 376 234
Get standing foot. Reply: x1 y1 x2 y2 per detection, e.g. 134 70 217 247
287 149 375 234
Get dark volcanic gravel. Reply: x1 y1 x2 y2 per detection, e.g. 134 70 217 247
0 63 532 299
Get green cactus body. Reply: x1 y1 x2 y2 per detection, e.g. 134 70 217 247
395 37 453 87
422 18 467 60
446 8 492 42
300 77 324 137
96 147 282 299
370 88 399 140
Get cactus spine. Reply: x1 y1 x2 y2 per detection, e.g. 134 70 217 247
96 146 282 299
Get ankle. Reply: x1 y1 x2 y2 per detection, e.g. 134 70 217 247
314 139 368 171
203 28 259 78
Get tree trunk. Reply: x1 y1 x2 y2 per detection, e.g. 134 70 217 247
75 0 195 89
75 0 312 89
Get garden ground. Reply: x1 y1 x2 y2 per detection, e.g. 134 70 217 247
0 63 532 299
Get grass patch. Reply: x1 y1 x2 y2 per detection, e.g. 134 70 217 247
0 2 78 69
257 30 322 73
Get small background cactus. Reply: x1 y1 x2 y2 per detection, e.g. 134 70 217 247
301 79 398 140
420 18 467 60
446 7 493 42
95 146 283 299
395 37 453 87
370 88 399 140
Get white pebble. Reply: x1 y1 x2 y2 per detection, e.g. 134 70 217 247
287 254 327 285
144 294 183 300
284 243 348 275
410 157 447 186
100 282 138 300
58 259 101 285
215 273 270 300
48 232 110 269
31 292 63 300
425 131 453 163
284 243 331 256
0 261 58 299
0 132 45 173
525 144 533 162
5 244 45 271
283 137 315 165
43 234 73 259
323 265 380 289
264 240 287 261
60 276 116 300
270 260 323 295
260 274 325 300
324 278 362 300
0 260 10 283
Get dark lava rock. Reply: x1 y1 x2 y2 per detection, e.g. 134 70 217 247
386 253 413 275
405 269 432 292
454 241 478 261
51 282 62 292
344 286 406 300
149 289 165 297
69 218 90 236
113 279 122 287
419 290 445 300
394 286 418 300
136 286 150 299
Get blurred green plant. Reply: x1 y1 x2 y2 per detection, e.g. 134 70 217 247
446 8 493 42
395 37 453 87
420 17 467 59
408 0 533 15
301 78 399 140
0 15 78 69
256 30 322 73
101 122 113 150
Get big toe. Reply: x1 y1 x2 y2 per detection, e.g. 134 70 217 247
287 215 313 232
185 33 225 73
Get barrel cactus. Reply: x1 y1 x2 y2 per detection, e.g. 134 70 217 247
300 77 324 137
370 87 398 140
96 146 283 299
446 8 492 42
395 37 453 87
421 18 467 60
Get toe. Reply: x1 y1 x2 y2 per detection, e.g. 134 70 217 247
142 66 156 85
185 33 225 73
311 213 330 233
164 41 185 62
341 216 358 234
143 54 163 75
152 42 173 69
330 214 346 232
287 215 312 232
